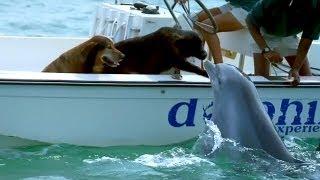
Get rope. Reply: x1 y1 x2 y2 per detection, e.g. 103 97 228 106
270 63 278 76
271 63 289 74
269 62 320 76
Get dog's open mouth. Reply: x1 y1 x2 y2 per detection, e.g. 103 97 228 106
102 57 121 68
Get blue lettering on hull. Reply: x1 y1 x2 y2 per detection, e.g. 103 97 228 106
168 98 320 136
168 98 197 127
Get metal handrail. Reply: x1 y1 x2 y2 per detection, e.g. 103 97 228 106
163 0 218 33
163 0 182 29
193 0 218 33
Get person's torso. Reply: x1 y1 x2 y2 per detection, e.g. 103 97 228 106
226 0 259 11
262 0 317 37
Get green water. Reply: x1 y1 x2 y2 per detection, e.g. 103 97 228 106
1 136 319 179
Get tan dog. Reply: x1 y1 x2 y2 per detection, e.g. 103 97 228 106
42 36 125 73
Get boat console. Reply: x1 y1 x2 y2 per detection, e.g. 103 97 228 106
91 3 189 42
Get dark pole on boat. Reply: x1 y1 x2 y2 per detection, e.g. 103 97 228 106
163 0 182 29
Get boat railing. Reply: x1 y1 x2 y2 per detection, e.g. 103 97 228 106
163 0 249 70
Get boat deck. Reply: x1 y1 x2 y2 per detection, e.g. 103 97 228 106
0 71 320 87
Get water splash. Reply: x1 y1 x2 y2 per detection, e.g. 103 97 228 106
134 147 214 168
192 119 224 156
190 118 320 178
83 156 120 164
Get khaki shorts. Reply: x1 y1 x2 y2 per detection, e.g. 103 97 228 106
218 3 248 26
251 31 299 57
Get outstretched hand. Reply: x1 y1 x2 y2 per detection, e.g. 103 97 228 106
288 68 300 86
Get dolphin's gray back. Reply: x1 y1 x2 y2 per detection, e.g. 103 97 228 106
213 90 263 149
205 62 301 163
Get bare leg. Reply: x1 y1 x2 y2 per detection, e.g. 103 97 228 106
254 53 270 77
198 29 223 63
195 12 244 64
285 56 312 75
196 7 222 21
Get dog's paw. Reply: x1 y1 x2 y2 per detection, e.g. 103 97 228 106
171 73 182 80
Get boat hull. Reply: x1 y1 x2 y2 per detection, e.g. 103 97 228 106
0 77 210 147
0 74 320 147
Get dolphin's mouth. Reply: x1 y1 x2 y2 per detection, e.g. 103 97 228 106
204 60 219 85
203 60 215 79
204 61 252 84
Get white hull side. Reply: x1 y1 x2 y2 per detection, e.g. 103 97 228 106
0 82 210 147
0 80 320 147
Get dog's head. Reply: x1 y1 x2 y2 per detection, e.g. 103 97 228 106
174 30 207 60
82 36 125 68
157 27 207 60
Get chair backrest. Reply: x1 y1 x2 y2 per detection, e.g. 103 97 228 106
218 29 253 56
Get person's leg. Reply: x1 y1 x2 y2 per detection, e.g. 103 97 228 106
196 7 222 21
196 12 244 63
284 56 312 75
253 53 270 77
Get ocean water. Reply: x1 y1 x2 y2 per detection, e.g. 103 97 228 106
0 0 222 37
1 0 320 179
0 125 320 179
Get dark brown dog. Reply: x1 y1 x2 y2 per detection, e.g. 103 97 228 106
101 27 208 77
42 36 125 73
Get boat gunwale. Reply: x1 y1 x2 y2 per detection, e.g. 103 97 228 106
1 79 320 88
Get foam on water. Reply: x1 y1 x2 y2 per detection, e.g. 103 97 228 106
134 147 215 168
23 176 71 180
83 156 120 164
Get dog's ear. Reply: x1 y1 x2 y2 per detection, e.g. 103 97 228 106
80 42 99 56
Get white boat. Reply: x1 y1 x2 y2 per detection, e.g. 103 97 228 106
0 2 320 148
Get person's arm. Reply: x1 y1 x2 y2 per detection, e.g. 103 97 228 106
292 38 313 70
245 17 268 50
246 16 283 63
289 14 319 86
288 38 313 86
246 0 283 63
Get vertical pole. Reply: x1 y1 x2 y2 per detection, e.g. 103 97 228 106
238 54 245 71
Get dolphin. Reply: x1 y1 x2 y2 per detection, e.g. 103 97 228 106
203 61 301 163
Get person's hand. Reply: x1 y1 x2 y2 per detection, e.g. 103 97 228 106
288 68 300 86
262 51 283 63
